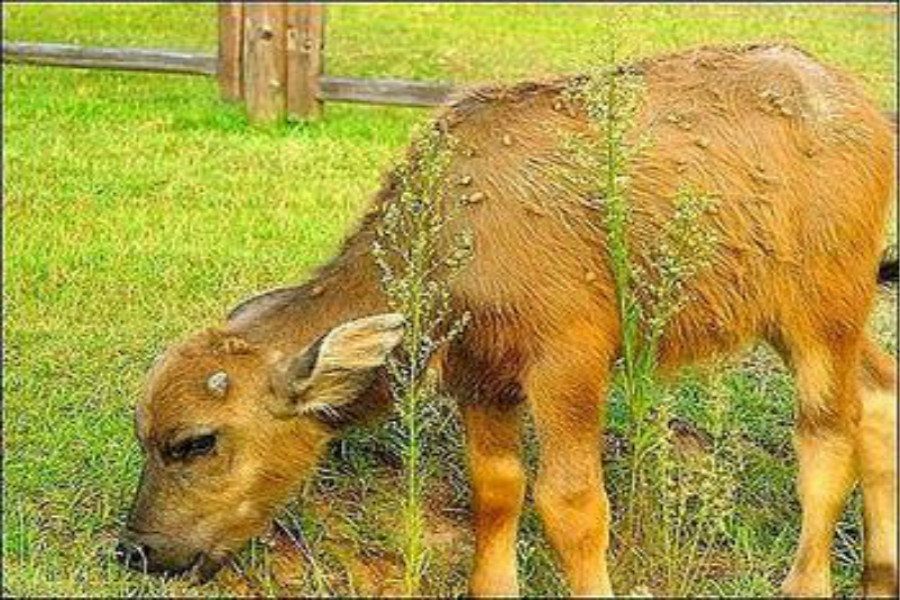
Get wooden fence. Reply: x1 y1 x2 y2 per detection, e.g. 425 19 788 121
3 3 896 125
2 2 454 124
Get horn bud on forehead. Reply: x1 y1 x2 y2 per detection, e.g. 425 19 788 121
207 371 229 398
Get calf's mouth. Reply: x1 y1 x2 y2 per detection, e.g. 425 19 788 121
115 532 226 583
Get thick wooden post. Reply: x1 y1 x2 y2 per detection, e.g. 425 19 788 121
243 2 287 125
285 3 325 120
217 2 244 102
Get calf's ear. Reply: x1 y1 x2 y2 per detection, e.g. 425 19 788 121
267 313 405 419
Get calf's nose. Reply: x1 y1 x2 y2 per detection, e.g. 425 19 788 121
115 538 151 571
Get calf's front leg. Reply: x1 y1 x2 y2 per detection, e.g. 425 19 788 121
461 400 526 597
525 333 615 597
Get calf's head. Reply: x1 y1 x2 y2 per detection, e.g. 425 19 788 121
117 313 404 578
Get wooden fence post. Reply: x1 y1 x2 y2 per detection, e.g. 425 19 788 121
217 2 244 102
243 2 287 125
285 3 325 120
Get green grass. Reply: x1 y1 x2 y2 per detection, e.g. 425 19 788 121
3 3 897 597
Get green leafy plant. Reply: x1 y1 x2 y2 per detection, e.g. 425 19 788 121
372 124 472 596
567 15 736 595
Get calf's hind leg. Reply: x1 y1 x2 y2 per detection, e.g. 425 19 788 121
525 329 615 597
780 334 864 598
858 337 898 597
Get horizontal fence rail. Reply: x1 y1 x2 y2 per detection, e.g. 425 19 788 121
3 40 897 122
2 41 217 76
318 76 454 107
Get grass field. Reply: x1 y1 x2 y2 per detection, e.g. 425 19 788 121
3 3 897 597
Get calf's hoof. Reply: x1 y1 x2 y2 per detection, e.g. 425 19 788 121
863 563 899 598
468 576 519 598
781 572 831 598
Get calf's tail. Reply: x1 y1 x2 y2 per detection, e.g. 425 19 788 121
878 253 898 287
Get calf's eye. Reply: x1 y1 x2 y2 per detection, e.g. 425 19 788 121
167 434 217 461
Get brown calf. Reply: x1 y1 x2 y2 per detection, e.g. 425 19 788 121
119 44 897 597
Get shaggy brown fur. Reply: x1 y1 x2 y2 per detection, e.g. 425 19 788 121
121 43 897 597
